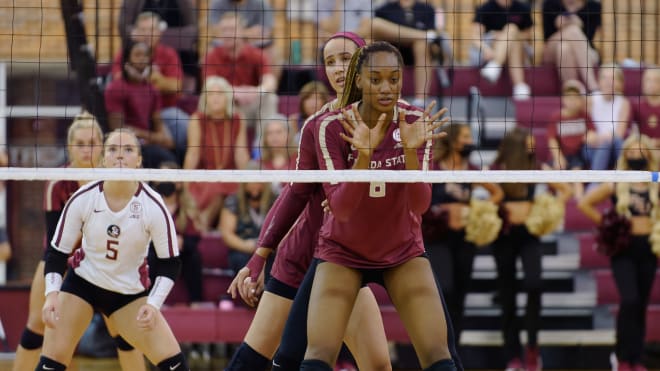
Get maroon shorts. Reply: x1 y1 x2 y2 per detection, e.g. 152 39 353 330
269 215 318 289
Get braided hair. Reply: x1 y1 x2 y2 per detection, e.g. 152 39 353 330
339 41 404 109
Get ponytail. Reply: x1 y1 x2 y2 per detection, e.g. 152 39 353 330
339 47 365 108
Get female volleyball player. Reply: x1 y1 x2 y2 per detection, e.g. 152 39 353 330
578 134 659 371
12 114 146 371
224 32 392 371
426 122 503 339
300 41 455 371
490 128 571 371
35 129 188 371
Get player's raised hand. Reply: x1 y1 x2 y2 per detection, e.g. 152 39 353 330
399 102 448 150
42 292 60 328
339 105 388 156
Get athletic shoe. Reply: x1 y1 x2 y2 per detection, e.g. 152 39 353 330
505 357 524 371
513 83 531 101
525 346 542 371
480 61 503 83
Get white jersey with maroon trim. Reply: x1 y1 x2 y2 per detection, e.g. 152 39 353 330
52 181 179 294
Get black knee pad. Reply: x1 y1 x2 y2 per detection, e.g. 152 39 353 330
226 342 270 371
113 335 134 351
299 359 332 371
424 359 457 371
36 355 66 371
157 352 188 371
272 353 302 371
19 327 43 350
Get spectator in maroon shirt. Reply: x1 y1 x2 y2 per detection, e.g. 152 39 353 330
202 12 278 150
300 41 457 371
183 76 250 231
547 79 597 198
104 41 177 169
112 12 190 163
632 68 660 153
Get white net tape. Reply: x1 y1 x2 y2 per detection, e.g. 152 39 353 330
0 168 657 183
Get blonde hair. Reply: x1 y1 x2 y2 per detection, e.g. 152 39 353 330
236 161 274 221
67 111 103 147
198 76 234 118
260 114 296 163
615 134 659 219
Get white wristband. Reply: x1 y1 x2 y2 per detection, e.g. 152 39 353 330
44 272 63 296
147 276 174 310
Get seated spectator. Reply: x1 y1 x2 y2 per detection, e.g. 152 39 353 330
104 40 177 169
219 161 276 275
150 161 204 304
287 81 330 141
202 12 278 148
207 0 280 77
632 68 660 154
471 0 533 100
258 114 298 195
588 64 631 170
184 76 250 231
372 0 447 107
547 80 596 198
118 0 199 81
112 11 189 162
542 0 601 93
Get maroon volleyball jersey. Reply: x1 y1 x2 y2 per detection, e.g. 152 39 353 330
315 101 432 268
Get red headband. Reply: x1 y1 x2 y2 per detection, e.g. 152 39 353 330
326 32 366 48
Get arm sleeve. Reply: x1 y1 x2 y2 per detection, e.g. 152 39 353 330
316 119 369 221
45 211 62 251
258 121 320 248
149 197 180 259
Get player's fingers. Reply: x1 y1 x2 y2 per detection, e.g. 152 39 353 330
339 117 354 135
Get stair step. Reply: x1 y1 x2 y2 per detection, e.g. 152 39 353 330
459 329 615 346
465 291 595 309
472 253 579 272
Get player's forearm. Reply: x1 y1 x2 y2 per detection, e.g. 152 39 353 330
258 186 309 248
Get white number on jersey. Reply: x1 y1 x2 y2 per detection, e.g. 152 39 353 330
369 182 386 198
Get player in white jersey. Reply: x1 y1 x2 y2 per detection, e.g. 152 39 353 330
13 113 146 371
36 129 189 371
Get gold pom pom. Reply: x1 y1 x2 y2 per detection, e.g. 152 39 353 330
525 193 565 237
465 199 502 247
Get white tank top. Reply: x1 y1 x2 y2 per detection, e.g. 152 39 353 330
591 93 625 135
